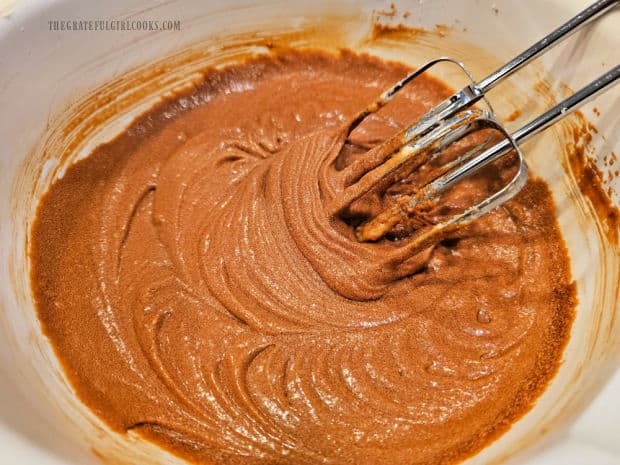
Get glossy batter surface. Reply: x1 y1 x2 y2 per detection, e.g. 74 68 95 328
31 51 575 465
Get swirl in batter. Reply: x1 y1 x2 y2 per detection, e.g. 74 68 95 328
31 51 575 465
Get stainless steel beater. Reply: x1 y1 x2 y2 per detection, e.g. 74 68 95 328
331 0 620 247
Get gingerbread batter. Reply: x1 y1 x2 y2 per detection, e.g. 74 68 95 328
31 50 575 465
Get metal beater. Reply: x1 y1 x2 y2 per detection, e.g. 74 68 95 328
330 0 619 249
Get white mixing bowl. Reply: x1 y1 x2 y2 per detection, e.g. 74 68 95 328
0 0 618 464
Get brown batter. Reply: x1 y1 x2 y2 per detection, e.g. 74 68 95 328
31 50 575 465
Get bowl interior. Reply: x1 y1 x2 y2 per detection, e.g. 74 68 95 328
0 1 618 464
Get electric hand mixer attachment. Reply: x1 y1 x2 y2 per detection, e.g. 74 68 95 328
330 0 619 250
